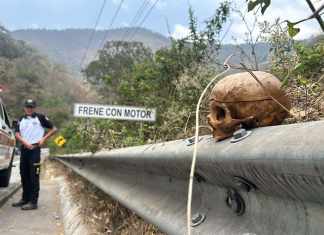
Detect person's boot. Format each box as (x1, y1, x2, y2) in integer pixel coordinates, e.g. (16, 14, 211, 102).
(21, 202, 38, 210)
(12, 200, 28, 207)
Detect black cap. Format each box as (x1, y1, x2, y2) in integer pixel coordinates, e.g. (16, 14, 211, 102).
(24, 99, 36, 108)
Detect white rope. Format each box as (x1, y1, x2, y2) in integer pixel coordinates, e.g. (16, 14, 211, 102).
(186, 61, 231, 235)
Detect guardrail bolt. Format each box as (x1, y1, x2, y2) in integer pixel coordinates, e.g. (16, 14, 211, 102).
(185, 136, 203, 146)
(191, 213, 206, 227)
(78, 159, 85, 169)
(230, 128, 252, 143)
(226, 189, 245, 216)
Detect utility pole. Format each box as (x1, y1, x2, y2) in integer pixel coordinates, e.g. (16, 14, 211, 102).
(305, 0, 324, 32)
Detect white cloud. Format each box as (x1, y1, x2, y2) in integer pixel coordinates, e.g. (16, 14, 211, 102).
(265, 0, 323, 40)
(121, 22, 129, 27)
(30, 23, 40, 29)
(172, 24, 190, 39)
(294, 20, 322, 40)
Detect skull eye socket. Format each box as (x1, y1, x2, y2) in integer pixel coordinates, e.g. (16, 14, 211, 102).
(214, 105, 226, 121)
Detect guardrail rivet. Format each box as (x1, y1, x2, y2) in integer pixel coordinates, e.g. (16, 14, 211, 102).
(185, 136, 203, 146)
(230, 128, 252, 143)
(78, 159, 85, 169)
(226, 189, 245, 216)
(191, 213, 206, 227)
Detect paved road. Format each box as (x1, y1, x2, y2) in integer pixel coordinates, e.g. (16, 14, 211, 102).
(0, 182, 63, 235)
(0, 150, 64, 235)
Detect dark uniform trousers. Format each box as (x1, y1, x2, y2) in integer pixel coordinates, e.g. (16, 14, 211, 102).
(20, 146, 41, 204)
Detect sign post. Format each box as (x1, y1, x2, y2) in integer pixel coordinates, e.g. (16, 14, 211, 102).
(73, 103, 156, 122)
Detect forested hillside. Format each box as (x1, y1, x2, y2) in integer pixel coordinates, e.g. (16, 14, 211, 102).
(49, 2, 324, 154)
(0, 27, 97, 126)
(12, 28, 271, 76)
(12, 28, 171, 75)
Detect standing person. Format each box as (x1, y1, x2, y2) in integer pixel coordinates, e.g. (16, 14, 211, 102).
(12, 99, 57, 210)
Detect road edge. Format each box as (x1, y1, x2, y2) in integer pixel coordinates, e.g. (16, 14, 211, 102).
(58, 177, 91, 235)
(0, 183, 21, 208)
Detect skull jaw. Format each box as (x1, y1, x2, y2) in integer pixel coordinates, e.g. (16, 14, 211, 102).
(208, 115, 255, 141)
(212, 126, 238, 141)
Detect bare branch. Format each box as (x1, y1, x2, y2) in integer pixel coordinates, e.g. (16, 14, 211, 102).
(292, 3, 324, 29)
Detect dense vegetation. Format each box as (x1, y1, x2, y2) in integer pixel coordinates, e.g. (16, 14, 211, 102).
(1, 1, 321, 153)
(12, 28, 171, 75)
(53, 1, 323, 154)
(52, 1, 234, 153)
(0, 28, 96, 127)
(12, 28, 271, 78)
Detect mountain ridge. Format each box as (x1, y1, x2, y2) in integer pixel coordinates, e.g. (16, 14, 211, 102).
(12, 28, 171, 75)
(11, 27, 271, 76)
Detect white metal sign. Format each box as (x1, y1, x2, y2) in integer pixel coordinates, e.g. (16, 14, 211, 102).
(73, 103, 156, 122)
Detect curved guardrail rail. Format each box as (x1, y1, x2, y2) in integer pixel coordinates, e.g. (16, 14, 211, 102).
(55, 120, 324, 235)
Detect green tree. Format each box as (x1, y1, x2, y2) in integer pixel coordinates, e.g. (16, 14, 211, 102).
(57, 1, 231, 153)
(186, 1, 230, 63)
(84, 41, 153, 102)
(0, 26, 95, 127)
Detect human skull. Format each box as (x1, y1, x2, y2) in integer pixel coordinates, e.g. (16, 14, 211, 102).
(207, 71, 290, 141)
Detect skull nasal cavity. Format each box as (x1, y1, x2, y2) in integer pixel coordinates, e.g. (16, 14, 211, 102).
(215, 106, 226, 121)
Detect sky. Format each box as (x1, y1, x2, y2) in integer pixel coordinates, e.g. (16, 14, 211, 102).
(0, 0, 323, 42)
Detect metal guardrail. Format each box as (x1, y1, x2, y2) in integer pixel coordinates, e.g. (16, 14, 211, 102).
(55, 120, 324, 235)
